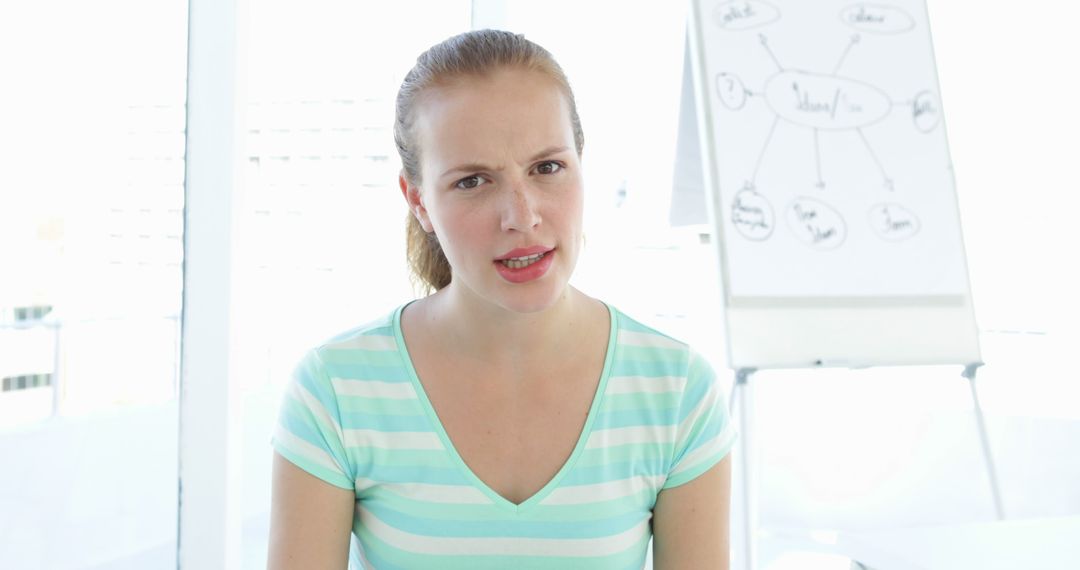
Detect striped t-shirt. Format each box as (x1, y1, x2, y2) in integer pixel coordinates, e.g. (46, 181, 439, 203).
(272, 302, 736, 569)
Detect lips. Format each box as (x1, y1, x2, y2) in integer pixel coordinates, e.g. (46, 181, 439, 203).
(493, 247, 556, 283)
(495, 245, 554, 261)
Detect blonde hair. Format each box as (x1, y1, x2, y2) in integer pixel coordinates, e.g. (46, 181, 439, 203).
(394, 29, 585, 293)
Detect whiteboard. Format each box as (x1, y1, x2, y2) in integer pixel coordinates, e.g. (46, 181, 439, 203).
(686, 0, 981, 368)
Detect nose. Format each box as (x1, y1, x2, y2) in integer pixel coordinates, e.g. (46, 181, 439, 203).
(500, 182, 541, 232)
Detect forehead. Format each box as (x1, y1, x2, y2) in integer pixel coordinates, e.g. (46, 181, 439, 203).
(414, 67, 574, 171)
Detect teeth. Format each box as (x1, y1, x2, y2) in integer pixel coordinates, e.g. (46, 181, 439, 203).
(501, 252, 546, 269)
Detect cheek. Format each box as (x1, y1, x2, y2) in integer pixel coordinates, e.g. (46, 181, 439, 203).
(431, 204, 488, 258)
(559, 181, 586, 229)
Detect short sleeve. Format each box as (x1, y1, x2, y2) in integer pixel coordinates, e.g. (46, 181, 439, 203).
(271, 348, 355, 490)
(662, 349, 737, 489)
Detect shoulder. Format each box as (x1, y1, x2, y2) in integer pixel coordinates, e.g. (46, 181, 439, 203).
(608, 305, 698, 373)
(298, 306, 406, 379)
(606, 305, 722, 408)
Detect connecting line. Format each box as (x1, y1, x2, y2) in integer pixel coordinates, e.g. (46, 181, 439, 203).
(813, 128, 824, 188)
(832, 34, 861, 75)
(855, 127, 893, 191)
(758, 34, 784, 72)
(751, 116, 782, 187)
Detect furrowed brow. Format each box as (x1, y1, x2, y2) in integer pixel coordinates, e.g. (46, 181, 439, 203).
(439, 146, 571, 179)
(528, 146, 570, 162)
(440, 162, 492, 179)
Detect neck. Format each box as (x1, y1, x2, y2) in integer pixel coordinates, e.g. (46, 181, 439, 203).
(419, 283, 600, 365)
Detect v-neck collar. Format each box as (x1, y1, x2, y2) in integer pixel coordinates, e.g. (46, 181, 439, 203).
(392, 300, 618, 514)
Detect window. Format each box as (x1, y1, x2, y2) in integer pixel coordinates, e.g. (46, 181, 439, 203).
(0, 0, 188, 567)
(236, 2, 471, 566)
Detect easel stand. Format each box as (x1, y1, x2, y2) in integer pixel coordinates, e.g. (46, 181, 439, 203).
(729, 368, 757, 570)
(964, 362, 1005, 520)
(727, 363, 1004, 570)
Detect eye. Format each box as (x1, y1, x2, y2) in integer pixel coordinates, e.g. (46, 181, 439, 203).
(534, 161, 562, 175)
(455, 175, 486, 190)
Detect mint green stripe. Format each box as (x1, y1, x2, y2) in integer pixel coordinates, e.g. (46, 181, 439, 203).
(609, 358, 683, 377)
(321, 348, 403, 367)
(576, 443, 669, 466)
(525, 503, 645, 523)
(337, 396, 424, 415)
(279, 397, 346, 458)
(367, 501, 644, 539)
(616, 313, 670, 335)
(321, 320, 393, 345)
(617, 343, 686, 361)
(600, 391, 681, 412)
(322, 363, 413, 382)
(363, 482, 653, 525)
(364, 489, 504, 522)
(363, 448, 456, 469)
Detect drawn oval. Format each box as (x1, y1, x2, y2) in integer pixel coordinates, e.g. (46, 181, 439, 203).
(785, 197, 846, 250)
(763, 70, 892, 131)
(911, 90, 941, 133)
(713, 1, 781, 31)
(868, 203, 921, 241)
(730, 189, 775, 241)
(716, 73, 748, 110)
(839, 3, 915, 34)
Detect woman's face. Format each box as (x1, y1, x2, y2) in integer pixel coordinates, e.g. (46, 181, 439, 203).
(403, 67, 584, 314)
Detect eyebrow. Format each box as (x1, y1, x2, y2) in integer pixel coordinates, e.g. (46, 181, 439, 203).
(439, 145, 571, 179)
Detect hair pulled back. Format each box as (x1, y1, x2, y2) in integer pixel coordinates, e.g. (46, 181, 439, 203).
(394, 29, 585, 293)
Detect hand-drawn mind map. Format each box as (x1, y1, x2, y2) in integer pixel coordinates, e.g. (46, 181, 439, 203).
(710, 1, 940, 251)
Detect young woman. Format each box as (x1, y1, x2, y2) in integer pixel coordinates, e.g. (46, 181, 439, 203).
(268, 30, 735, 569)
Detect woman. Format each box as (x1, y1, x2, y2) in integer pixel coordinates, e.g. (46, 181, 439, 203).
(268, 29, 735, 569)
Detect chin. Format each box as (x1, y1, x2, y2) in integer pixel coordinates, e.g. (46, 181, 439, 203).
(449, 258, 578, 315)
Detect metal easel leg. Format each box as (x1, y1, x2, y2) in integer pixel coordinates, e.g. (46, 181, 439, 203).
(963, 363, 1005, 521)
(732, 368, 757, 570)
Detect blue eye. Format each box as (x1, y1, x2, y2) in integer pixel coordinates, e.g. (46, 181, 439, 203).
(535, 161, 562, 175)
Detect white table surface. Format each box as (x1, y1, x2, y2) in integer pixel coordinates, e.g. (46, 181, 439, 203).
(759, 516, 1080, 570)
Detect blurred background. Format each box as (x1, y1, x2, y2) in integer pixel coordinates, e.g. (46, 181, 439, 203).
(0, 0, 1077, 568)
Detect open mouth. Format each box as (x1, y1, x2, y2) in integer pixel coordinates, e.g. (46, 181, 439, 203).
(493, 248, 556, 283)
(500, 251, 547, 269)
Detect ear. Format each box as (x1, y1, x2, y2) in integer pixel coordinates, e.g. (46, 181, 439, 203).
(399, 171, 434, 233)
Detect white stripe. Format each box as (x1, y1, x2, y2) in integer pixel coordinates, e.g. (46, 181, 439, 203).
(543, 475, 665, 505)
(356, 479, 491, 504)
(670, 423, 738, 478)
(618, 330, 684, 350)
(606, 375, 687, 395)
(332, 378, 417, 399)
(273, 424, 347, 476)
(291, 381, 344, 436)
(326, 333, 397, 351)
(344, 429, 444, 450)
(586, 424, 673, 449)
(358, 505, 650, 557)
